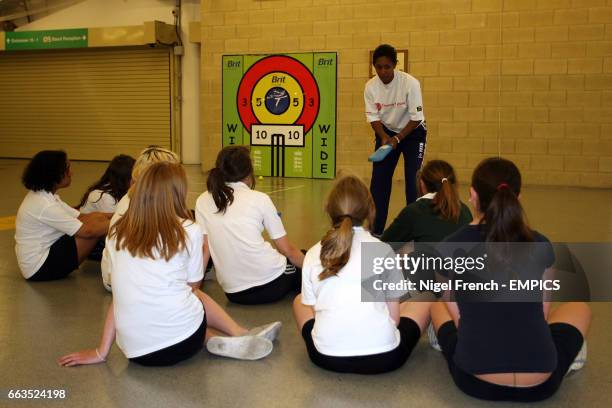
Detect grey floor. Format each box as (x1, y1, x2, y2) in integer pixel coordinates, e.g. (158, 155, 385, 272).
(0, 158, 611, 407)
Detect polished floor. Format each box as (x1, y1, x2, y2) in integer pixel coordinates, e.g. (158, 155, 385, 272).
(0, 158, 611, 407)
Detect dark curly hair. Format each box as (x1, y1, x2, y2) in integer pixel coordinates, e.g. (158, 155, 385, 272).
(372, 44, 397, 65)
(22, 150, 69, 192)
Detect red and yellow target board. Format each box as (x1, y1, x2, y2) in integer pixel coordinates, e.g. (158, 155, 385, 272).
(223, 53, 336, 179)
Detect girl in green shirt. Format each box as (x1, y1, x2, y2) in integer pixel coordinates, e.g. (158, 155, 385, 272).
(381, 160, 472, 244)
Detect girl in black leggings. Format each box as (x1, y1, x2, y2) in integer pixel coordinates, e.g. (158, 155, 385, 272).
(431, 157, 591, 402)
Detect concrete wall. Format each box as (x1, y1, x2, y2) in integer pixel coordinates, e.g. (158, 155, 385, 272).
(200, 0, 612, 187)
(18, 0, 201, 164)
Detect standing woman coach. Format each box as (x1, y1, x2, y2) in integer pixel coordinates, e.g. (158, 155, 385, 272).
(365, 44, 427, 235)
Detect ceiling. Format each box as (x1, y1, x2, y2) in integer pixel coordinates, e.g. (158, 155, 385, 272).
(0, 0, 84, 24)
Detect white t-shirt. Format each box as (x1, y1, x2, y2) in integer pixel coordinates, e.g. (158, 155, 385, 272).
(101, 194, 130, 290)
(195, 182, 287, 293)
(108, 220, 205, 358)
(301, 227, 401, 357)
(110, 194, 129, 226)
(14, 190, 83, 279)
(79, 189, 118, 214)
(364, 70, 425, 133)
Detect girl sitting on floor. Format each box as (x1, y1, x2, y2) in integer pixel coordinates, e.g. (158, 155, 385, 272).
(78, 154, 135, 215)
(195, 146, 304, 305)
(110, 146, 179, 226)
(59, 162, 280, 367)
(15, 150, 110, 281)
(381, 159, 472, 243)
(430, 157, 591, 402)
(380, 159, 473, 349)
(293, 175, 431, 374)
(102, 146, 179, 290)
(78, 154, 135, 261)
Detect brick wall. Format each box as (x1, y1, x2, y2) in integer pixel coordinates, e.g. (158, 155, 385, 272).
(201, 0, 612, 187)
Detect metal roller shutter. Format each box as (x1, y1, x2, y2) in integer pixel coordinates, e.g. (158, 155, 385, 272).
(0, 47, 172, 161)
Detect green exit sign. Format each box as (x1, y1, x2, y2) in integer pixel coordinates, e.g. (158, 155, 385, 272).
(6, 29, 88, 50)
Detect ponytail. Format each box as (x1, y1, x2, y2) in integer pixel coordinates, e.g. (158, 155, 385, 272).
(319, 217, 354, 280)
(433, 177, 460, 222)
(207, 167, 235, 214)
(207, 146, 255, 214)
(318, 175, 375, 280)
(484, 185, 533, 242)
(420, 160, 461, 222)
(472, 158, 533, 243)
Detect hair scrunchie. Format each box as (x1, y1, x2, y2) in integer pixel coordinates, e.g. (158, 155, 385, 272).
(496, 182, 509, 191)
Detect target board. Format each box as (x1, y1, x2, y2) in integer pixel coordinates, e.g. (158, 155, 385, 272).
(222, 53, 336, 179)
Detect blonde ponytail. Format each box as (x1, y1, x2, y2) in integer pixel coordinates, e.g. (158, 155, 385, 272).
(318, 175, 376, 280)
(319, 217, 354, 280)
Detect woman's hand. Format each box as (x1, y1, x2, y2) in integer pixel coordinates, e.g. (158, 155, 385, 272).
(57, 349, 106, 367)
(58, 303, 116, 367)
(384, 135, 400, 150)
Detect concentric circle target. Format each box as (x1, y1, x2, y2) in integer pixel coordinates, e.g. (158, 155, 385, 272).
(251, 72, 303, 124)
(237, 55, 320, 134)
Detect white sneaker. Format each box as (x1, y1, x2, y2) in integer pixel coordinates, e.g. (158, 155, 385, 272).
(427, 323, 442, 352)
(567, 341, 587, 374)
(206, 335, 273, 360)
(246, 321, 282, 342)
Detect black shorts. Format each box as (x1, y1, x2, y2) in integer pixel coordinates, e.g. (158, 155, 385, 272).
(87, 239, 105, 262)
(225, 261, 301, 305)
(27, 234, 79, 282)
(301, 317, 421, 375)
(129, 317, 207, 367)
(437, 321, 584, 402)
